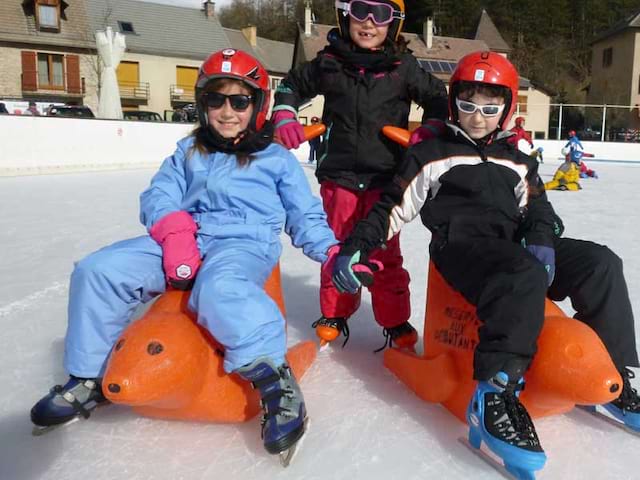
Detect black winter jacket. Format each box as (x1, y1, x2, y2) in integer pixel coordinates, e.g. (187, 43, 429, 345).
(343, 124, 562, 255)
(274, 29, 448, 191)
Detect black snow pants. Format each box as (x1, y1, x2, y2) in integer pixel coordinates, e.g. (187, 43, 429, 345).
(430, 236, 639, 381)
(549, 237, 639, 370)
(430, 237, 549, 381)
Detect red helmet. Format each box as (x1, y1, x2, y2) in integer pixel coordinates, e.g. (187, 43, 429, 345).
(568, 130, 576, 137)
(449, 51, 519, 130)
(195, 49, 270, 131)
(514, 116, 525, 127)
(335, 0, 406, 42)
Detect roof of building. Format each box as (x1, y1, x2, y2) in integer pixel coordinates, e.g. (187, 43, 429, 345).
(0, 0, 94, 49)
(294, 23, 550, 97)
(295, 24, 333, 63)
(297, 23, 488, 62)
(85, 0, 230, 60)
(404, 33, 489, 62)
(592, 9, 640, 44)
(224, 29, 294, 75)
(474, 9, 511, 53)
(295, 23, 488, 81)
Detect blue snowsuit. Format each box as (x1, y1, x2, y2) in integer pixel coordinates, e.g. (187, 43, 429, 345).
(64, 137, 337, 376)
(565, 136, 583, 153)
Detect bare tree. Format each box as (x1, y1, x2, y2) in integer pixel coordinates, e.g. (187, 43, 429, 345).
(77, 0, 115, 101)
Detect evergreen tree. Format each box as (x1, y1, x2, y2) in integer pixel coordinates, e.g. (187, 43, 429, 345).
(404, 0, 433, 33)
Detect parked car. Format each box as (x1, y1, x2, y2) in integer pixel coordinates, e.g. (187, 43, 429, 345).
(47, 105, 95, 118)
(123, 110, 163, 122)
(170, 103, 198, 122)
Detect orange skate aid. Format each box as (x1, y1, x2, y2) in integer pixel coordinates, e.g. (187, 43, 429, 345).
(103, 264, 317, 422)
(384, 262, 622, 422)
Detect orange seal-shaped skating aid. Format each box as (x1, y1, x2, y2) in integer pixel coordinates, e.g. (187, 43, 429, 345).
(384, 262, 622, 423)
(102, 264, 317, 422)
(381, 125, 622, 422)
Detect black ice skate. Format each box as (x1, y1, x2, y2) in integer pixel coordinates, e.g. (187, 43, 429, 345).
(237, 357, 308, 467)
(375, 321, 418, 352)
(31, 376, 108, 435)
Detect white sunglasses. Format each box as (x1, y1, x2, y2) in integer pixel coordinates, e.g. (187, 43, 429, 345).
(455, 98, 505, 117)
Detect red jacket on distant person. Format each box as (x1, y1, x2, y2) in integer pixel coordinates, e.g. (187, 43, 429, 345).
(508, 125, 533, 148)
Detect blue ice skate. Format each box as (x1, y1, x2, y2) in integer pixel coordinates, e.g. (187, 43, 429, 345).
(601, 368, 640, 432)
(237, 357, 307, 466)
(31, 376, 108, 435)
(466, 372, 546, 480)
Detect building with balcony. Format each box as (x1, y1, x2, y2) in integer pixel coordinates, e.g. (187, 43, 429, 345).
(587, 9, 640, 130)
(85, 0, 294, 118)
(0, 0, 98, 112)
(85, 0, 228, 118)
(0, 0, 295, 120)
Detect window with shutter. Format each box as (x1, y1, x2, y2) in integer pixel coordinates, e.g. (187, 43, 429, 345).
(37, 53, 65, 89)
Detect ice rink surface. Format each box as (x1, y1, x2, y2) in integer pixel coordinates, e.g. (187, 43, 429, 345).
(1, 151, 640, 480)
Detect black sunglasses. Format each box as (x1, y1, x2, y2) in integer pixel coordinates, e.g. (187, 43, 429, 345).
(204, 92, 253, 111)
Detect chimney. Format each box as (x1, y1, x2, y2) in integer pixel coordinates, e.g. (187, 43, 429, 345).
(203, 0, 215, 18)
(242, 25, 257, 47)
(304, 0, 312, 37)
(424, 17, 433, 49)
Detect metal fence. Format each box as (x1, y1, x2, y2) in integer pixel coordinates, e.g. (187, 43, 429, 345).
(544, 103, 640, 143)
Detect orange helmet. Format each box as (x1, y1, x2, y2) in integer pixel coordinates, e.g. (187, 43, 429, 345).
(449, 51, 520, 130)
(335, 0, 405, 42)
(196, 49, 270, 131)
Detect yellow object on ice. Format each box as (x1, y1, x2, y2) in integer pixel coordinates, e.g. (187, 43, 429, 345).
(545, 161, 582, 191)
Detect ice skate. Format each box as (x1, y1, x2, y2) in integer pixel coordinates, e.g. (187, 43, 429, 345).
(375, 321, 418, 352)
(237, 357, 307, 466)
(465, 372, 546, 479)
(312, 316, 349, 349)
(581, 367, 640, 436)
(31, 376, 108, 435)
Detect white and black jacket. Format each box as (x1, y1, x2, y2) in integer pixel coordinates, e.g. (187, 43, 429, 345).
(343, 125, 563, 256)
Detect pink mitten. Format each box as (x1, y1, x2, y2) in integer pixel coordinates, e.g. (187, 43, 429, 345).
(150, 211, 201, 290)
(272, 110, 305, 150)
(408, 119, 446, 146)
(320, 244, 341, 279)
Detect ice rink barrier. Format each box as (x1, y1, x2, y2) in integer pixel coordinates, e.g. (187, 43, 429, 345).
(1, 115, 639, 176)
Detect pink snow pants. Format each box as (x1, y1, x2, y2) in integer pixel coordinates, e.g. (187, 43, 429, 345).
(319, 181, 411, 328)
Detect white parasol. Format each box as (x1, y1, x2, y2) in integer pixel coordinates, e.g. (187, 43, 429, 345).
(95, 26, 126, 119)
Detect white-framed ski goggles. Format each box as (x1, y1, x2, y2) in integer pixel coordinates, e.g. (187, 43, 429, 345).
(335, 0, 405, 26)
(455, 98, 506, 117)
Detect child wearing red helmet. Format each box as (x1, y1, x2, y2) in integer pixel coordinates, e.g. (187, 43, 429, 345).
(273, 0, 448, 350)
(30, 49, 339, 460)
(507, 115, 534, 150)
(333, 51, 640, 477)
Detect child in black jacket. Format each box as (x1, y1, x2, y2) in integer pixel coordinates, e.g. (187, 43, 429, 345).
(273, 0, 448, 350)
(332, 51, 640, 477)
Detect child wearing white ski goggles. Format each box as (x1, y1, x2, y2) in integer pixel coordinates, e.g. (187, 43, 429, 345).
(455, 97, 506, 117)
